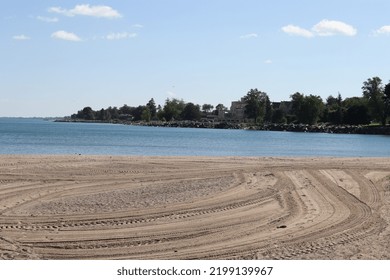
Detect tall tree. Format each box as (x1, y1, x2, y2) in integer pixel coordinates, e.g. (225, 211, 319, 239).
(343, 97, 370, 125)
(290, 93, 324, 124)
(141, 107, 151, 122)
(162, 98, 185, 121)
(82, 107, 95, 120)
(264, 95, 273, 123)
(202, 104, 214, 113)
(215, 104, 227, 111)
(131, 105, 146, 121)
(181, 103, 201, 121)
(243, 88, 268, 123)
(119, 104, 132, 115)
(107, 106, 119, 120)
(384, 82, 390, 125)
(290, 92, 304, 123)
(271, 108, 286, 123)
(146, 98, 157, 119)
(324, 93, 343, 124)
(97, 108, 111, 121)
(300, 95, 324, 125)
(290, 92, 304, 117)
(362, 77, 385, 124)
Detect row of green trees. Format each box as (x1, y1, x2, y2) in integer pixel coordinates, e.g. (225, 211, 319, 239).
(238, 76, 390, 125)
(72, 98, 207, 122)
(71, 76, 390, 126)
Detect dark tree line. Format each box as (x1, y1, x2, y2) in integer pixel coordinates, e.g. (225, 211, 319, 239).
(72, 98, 158, 122)
(72, 98, 204, 122)
(243, 76, 390, 125)
(71, 77, 390, 126)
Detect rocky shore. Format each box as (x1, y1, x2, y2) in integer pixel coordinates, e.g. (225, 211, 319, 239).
(56, 119, 390, 135)
(141, 121, 390, 135)
(255, 123, 390, 135)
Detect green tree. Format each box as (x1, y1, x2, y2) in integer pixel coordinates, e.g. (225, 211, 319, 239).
(243, 88, 268, 123)
(362, 77, 385, 124)
(384, 82, 390, 125)
(290, 93, 324, 125)
(264, 95, 273, 123)
(181, 102, 201, 120)
(156, 105, 165, 121)
(119, 104, 132, 115)
(343, 97, 370, 125)
(324, 93, 343, 124)
(107, 106, 119, 120)
(271, 109, 286, 123)
(146, 98, 157, 119)
(131, 105, 146, 121)
(162, 98, 186, 121)
(290, 92, 304, 121)
(82, 107, 95, 120)
(215, 104, 227, 111)
(97, 108, 111, 121)
(301, 95, 324, 125)
(202, 104, 214, 114)
(141, 107, 151, 122)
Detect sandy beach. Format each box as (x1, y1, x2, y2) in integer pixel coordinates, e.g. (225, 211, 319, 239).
(0, 155, 389, 260)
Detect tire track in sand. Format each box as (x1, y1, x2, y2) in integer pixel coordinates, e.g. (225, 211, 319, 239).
(0, 156, 388, 259)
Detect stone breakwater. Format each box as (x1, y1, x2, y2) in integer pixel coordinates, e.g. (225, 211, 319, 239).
(141, 121, 390, 135)
(257, 123, 390, 135)
(56, 119, 390, 135)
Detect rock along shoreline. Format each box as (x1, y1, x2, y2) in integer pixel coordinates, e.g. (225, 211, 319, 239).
(55, 119, 390, 135)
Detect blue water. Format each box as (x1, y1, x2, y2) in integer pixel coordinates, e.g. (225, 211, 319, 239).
(0, 118, 389, 157)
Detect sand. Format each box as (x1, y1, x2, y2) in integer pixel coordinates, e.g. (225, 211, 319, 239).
(0, 155, 389, 260)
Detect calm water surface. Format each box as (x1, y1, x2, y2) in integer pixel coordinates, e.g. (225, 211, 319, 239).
(0, 118, 389, 157)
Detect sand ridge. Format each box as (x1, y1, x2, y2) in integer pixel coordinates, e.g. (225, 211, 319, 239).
(0, 155, 389, 259)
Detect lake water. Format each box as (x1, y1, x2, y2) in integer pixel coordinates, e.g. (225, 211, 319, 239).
(0, 118, 389, 157)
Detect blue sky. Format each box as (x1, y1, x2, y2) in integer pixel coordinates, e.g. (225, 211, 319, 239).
(1, 0, 390, 117)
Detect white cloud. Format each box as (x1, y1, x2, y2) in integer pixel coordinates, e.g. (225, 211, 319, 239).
(132, 24, 144, 28)
(13, 34, 30, 40)
(37, 16, 59, 23)
(240, 33, 258, 39)
(282, 25, 314, 38)
(51, 30, 82, 42)
(312, 19, 357, 36)
(106, 32, 137, 40)
(49, 4, 121, 19)
(282, 20, 357, 38)
(374, 25, 390, 35)
(264, 59, 273, 64)
(48, 7, 69, 16)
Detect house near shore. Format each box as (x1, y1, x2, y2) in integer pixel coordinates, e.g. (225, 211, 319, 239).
(203, 105, 228, 121)
(204, 100, 246, 122)
(227, 99, 293, 122)
(203, 98, 293, 123)
(230, 98, 247, 121)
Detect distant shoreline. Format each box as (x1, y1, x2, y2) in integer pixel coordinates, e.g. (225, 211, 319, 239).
(55, 118, 390, 135)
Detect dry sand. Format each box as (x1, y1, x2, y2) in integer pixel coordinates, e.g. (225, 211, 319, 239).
(0, 155, 389, 260)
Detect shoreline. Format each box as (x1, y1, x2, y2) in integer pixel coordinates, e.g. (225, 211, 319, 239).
(55, 118, 390, 135)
